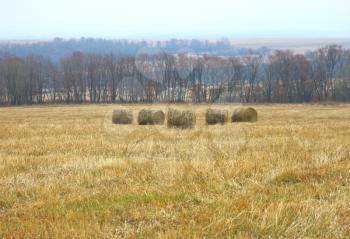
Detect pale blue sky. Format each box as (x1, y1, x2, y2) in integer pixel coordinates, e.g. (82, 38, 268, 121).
(1, 0, 349, 39)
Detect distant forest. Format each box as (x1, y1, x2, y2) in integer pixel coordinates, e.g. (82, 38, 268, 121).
(0, 38, 270, 62)
(0, 39, 349, 105)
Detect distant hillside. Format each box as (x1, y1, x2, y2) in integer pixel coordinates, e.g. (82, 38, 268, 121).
(230, 38, 350, 53)
(0, 38, 271, 62)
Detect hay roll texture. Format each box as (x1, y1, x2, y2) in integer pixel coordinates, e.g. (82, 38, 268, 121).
(167, 108, 196, 129)
(232, 107, 258, 122)
(112, 109, 133, 124)
(205, 108, 228, 125)
(138, 109, 165, 125)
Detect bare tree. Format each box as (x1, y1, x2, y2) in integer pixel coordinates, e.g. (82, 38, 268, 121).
(0, 45, 349, 106)
(242, 53, 262, 102)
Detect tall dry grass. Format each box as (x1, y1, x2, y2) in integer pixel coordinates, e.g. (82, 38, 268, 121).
(0, 104, 349, 238)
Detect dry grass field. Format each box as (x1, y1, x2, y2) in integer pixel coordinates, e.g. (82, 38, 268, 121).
(0, 104, 349, 238)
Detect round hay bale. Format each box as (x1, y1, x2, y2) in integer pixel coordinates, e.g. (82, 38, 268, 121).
(232, 107, 258, 122)
(167, 108, 196, 129)
(112, 109, 133, 124)
(138, 109, 165, 125)
(205, 108, 228, 125)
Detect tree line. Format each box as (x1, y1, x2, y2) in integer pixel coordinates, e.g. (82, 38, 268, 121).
(0, 38, 265, 63)
(0, 44, 349, 105)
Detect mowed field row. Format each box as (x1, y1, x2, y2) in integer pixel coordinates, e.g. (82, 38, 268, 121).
(0, 104, 350, 238)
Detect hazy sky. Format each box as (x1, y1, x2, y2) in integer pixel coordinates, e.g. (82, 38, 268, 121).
(1, 0, 349, 39)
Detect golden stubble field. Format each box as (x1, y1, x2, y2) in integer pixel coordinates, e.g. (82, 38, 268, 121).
(0, 103, 349, 238)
